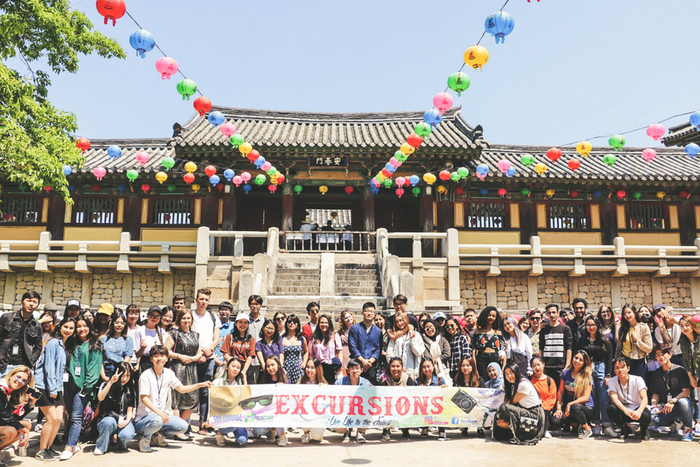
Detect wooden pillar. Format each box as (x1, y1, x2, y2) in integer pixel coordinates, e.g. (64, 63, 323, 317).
(420, 192, 434, 257)
(437, 200, 453, 232)
(363, 186, 375, 232)
(519, 201, 536, 245)
(47, 196, 66, 240)
(204, 194, 218, 229)
(282, 184, 293, 232)
(124, 196, 143, 240)
(599, 203, 618, 246)
(221, 188, 237, 255)
(677, 204, 695, 247)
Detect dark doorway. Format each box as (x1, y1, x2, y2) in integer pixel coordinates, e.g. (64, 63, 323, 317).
(374, 194, 420, 257)
(236, 192, 282, 254)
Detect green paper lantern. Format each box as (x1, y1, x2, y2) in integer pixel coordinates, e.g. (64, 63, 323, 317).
(633, 191, 642, 200)
(414, 122, 432, 139)
(457, 167, 469, 178)
(447, 71, 471, 96)
(229, 134, 245, 148)
(254, 174, 266, 186)
(520, 154, 535, 166)
(294, 184, 303, 194)
(412, 187, 421, 197)
(162, 157, 175, 171)
(167, 185, 176, 193)
(382, 179, 393, 188)
(395, 153, 408, 163)
(521, 188, 531, 196)
(603, 154, 617, 166)
(267, 167, 277, 176)
(450, 172, 460, 182)
(608, 134, 626, 150)
(176, 79, 197, 101)
(126, 169, 138, 182)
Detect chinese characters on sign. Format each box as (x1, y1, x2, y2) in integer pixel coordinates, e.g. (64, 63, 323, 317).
(308, 156, 348, 167)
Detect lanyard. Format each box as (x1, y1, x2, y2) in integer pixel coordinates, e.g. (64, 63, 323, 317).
(155, 372, 164, 407)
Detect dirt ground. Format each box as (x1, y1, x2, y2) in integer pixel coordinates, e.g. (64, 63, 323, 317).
(7, 427, 698, 467)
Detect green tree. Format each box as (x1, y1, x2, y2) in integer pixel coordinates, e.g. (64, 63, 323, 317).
(0, 0, 125, 200)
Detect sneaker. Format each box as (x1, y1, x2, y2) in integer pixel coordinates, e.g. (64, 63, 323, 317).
(225, 432, 235, 439)
(139, 437, 152, 453)
(592, 425, 602, 436)
(199, 426, 214, 435)
(578, 427, 592, 439)
(215, 433, 226, 447)
(93, 448, 104, 456)
(174, 433, 191, 441)
(381, 430, 390, 442)
(342, 431, 350, 443)
(461, 428, 469, 437)
(34, 423, 43, 432)
(355, 433, 366, 444)
(420, 428, 429, 437)
(59, 450, 73, 461)
(620, 424, 632, 440)
(35, 449, 56, 461)
(48, 448, 61, 458)
(477, 427, 485, 438)
(694, 422, 700, 438)
(641, 430, 650, 441)
(437, 431, 446, 441)
(604, 427, 619, 438)
(277, 434, 288, 447)
(681, 428, 693, 442)
(401, 429, 410, 439)
(266, 431, 277, 444)
(544, 431, 552, 439)
(151, 433, 169, 447)
(301, 432, 311, 444)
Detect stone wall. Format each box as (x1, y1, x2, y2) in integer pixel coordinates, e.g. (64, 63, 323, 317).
(575, 274, 612, 306)
(537, 272, 570, 307)
(460, 270, 487, 308)
(661, 273, 692, 308)
(132, 269, 164, 305)
(174, 270, 196, 302)
(496, 272, 529, 310)
(14, 270, 44, 303)
(91, 269, 123, 304)
(52, 271, 84, 302)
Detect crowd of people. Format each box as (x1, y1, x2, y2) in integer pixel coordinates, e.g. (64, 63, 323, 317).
(0, 290, 699, 463)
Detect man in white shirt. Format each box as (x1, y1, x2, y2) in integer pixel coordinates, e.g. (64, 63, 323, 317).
(606, 356, 651, 440)
(246, 295, 265, 384)
(191, 288, 220, 434)
(133, 345, 212, 452)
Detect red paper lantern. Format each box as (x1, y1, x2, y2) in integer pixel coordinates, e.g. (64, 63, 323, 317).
(680, 190, 690, 199)
(95, 0, 126, 26)
(568, 158, 581, 171)
(141, 184, 151, 192)
(247, 150, 260, 162)
(268, 185, 277, 194)
(345, 186, 354, 195)
(276, 174, 285, 184)
(455, 187, 464, 195)
(43, 186, 52, 193)
(570, 190, 579, 198)
(546, 147, 562, 163)
(217, 184, 224, 192)
(395, 188, 405, 198)
(616, 190, 626, 199)
(205, 165, 217, 177)
(381, 169, 391, 178)
(92, 184, 101, 193)
(75, 137, 91, 153)
(406, 133, 423, 148)
(497, 188, 507, 197)
(193, 97, 212, 117)
(439, 170, 451, 181)
(183, 173, 195, 185)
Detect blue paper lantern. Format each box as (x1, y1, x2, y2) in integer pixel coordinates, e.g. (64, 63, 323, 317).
(254, 157, 266, 168)
(116, 184, 126, 193)
(209, 175, 221, 186)
(223, 169, 235, 181)
(476, 164, 490, 176)
(384, 163, 397, 173)
(408, 175, 420, 186)
(423, 108, 442, 129)
(505, 166, 516, 178)
(129, 29, 155, 58)
(593, 190, 603, 198)
(68, 185, 76, 193)
(243, 184, 252, 194)
(207, 111, 225, 126)
(370, 186, 380, 195)
(107, 145, 122, 159)
(62, 165, 72, 176)
(690, 111, 700, 129)
(685, 143, 700, 158)
(485, 11, 515, 44)
(480, 188, 489, 195)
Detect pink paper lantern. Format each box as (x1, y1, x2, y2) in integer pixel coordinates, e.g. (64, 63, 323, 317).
(642, 148, 656, 162)
(240, 172, 251, 183)
(389, 157, 401, 168)
(497, 159, 511, 173)
(93, 167, 106, 180)
(395, 177, 406, 187)
(220, 122, 237, 137)
(232, 175, 242, 187)
(261, 162, 272, 172)
(395, 187, 405, 198)
(646, 123, 666, 141)
(433, 92, 454, 115)
(135, 151, 150, 166)
(155, 57, 179, 80)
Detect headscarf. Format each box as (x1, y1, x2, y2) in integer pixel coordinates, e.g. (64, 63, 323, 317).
(484, 362, 503, 390)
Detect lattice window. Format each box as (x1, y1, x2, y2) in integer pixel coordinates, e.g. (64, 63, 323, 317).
(466, 202, 506, 229)
(152, 198, 192, 225)
(549, 204, 587, 230)
(0, 197, 39, 223)
(74, 198, 114, 224)
(628, 204, 665, 230)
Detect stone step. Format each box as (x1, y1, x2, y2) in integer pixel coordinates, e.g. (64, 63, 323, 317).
(335, 280, 381, 288)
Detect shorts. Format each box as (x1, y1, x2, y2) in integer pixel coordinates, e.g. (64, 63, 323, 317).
(37, 389, 64, 407)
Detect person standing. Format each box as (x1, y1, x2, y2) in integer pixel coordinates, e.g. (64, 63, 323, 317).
(462, 308, 477, 337)
(679, 315, 700, 437)
(652, 304, 683, 365)
(606, 356, 651, 440)
(246, 295, 265, 383)
(616, 304, 653, 379)
(568, 299, 587, 351)
(0, 290, 43, 376)
(471, 306, 506, 381)
(214, 301, 235, 369)
(538, 304, 573, 388)
(172, 294, 187, 320)
(301, 302, 320, 342)
(579, 316, 613, 436)
(191, 288, 220, 434)
(348, 303, 382, 385)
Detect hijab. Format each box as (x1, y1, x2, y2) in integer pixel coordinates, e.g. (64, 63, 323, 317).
(484, 362, 504, 390)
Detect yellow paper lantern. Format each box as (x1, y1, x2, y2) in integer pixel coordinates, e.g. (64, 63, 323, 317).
(423, 173, 437, 185)
(400, 143, 415, 156)
(377, 172, 387, 181)
(184, 161, 197, 173)
(239, 142, 253, 156)
(546, 189, 555, 197)
(319, 185, 328, 195)
(464, 45, 489, 71)
(656, 191, 666, 199)
(534, 162, 548, 175)
(155, 171, 167, 184)
(576, 140, 592, 158)
(191, 183, 201, 193)
(437, 185, 447, 194)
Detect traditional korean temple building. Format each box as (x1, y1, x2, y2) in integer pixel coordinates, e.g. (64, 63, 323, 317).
(1, 107, 699, 313)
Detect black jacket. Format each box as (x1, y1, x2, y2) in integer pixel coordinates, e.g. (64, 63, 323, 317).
(0, 385, 31, 430)
(0, 311, 43, 372)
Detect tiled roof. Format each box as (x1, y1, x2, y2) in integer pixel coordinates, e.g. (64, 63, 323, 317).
(478, 144, 700, 183)
(79, 139, 174, 174)
(173, 106, 487, 152)
(662, 123, 700, 147)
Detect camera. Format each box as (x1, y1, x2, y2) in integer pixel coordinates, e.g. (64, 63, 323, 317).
(451, 390, 478, 415)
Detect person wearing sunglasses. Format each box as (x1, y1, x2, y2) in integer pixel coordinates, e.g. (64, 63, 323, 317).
(302, 302, 321, 343)
(273, 312, 287, 336)
(525, 309, 542, 355)
(133, 306, 172, 374)
(257, 356, 289, 446)
(0, 366, 35, 455)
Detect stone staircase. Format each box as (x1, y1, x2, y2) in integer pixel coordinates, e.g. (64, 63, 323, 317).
(335, 263, 382, 296)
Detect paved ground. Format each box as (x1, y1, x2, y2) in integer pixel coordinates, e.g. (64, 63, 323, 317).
(6, 428, 698, 467)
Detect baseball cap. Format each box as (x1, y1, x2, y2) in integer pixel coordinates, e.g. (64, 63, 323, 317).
(65, 299, 81, 310)
(235, 313, 250, 322)
(433, 311, 447, 320)
(97, 303, 114, 316)
(147, 305, 162, 316)
(653, 303, 666, 311)
(219, 301, 234, 310)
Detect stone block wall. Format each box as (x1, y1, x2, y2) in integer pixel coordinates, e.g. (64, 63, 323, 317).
(92, 269, 124, 304)
(14, 271, 44, 303)
(52, 272, 83, 302)
(537, 273, 570, 307)
(661, 274, 692, 308)
(496, 272, 529, 310)
(132, 269, 164, 305)
(174, 270, 196, 301)
(576, 274, 612, 306)
(460, 270, 486, 308)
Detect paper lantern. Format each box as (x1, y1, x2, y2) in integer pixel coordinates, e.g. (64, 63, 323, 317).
(642, 148, 656, 163)
(608, 134, 625, 150)
(93, 167, 106, 181)
(450, 172, 460, 182)
(480, 188, 489, 196)
(535, 163, 547, 175)
(254, 175, 266, 186)
(155, 171, 167, 184)
(43, 186, 51, 193)
(239, 142, 253, 156)
(546, 147, 562, 163)
(423, 173, 436, 185)
(484, 11, 515, 44)
(231, 175, 242, 187)
(62, 165, 72, 176)
(407, 133, 423, 148)
(437, 185, 447, 194)
(685, 143, 700, 158)
(107, 145, 122, 159)
(135, 152, 150, 167)
(457, 167, 469, 179)
(593, 190, 603, 198)
(220, 122, 237, 137)
(408, 175, 420, 186)
(370, 185, 380, 195)
(546, 189, 555, 197)
(455, 187, 463, 195)
(395, 188, 405, 198)
(603, 154, 617, 166)
(497, 159, 511, 173)
(92, 184, 101, 193)
(400, 143, 415, 156)
(75, 137, 90, 153)
(576, 141, 592, 158)
(447, 71, 471, 96)
(176, 79, 197, 101)
(521, 188, 530, 196)
(276, 174, 285, 184)
(268, 185, 277, 194)
(162, 157, 175, 171)
(341, 186, 353, 195)
(243, 185, 252, 194)
(141, 184, 151, 193)
(193, 97, 212, 116)
(646, 124, 666, 141)
(680, 190, 690, 199)
(616, 190, 626, 199)
(423, 108, 442, 129)
(319, 185, 328, 195)
(520, 154, 535, 166)
(505, 167, 516, 178)
(191, 183, 200, 193)
(129, 29, 155, 58)
(656, 191, 666, 199)
(240, 172, 251, 183)
(476, 164, 490, 181)
(395, 177, 405, 187)
(126, 170, 138, 182)
(96, 0, 126, 26)
(464, 45, 489, 70)
(167, 185, 176, 193)
(184, 162, 197, 173)
(412, 187, 421, 197)
(690, 111, 700, 129)
(155, 57, 178, 80)
(568, 158, 581, 171)
(293, 184, 303, 194)
(204, 165, 217, 177)
(497, 188, 507, 197)
(414, 122, 432, 139)
(439, 170, 451, 181)
(633, 191, 642, 200)
(433, 92, 454, 114)
(183, 173, 195, 185)
(209, 175, 220, 186)
(223, 169, 235, 181)
(207, 111, 225, 127)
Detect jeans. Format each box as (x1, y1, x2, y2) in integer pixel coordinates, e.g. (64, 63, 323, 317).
(96, 417, 136, 452)
(629, 358, 647, 380)
(197, 358, 216, 424)
(652, 398, 694, 428)
(606, 404, 651, 433)
(591, 361, 611, 424)
(64, 383, 88, 448)
(562, 404, 594, 427)
(544, 408, 562, 432)
(134, 413, 189, 441)
(220, 427, 248, 445)
(544, 367, 563, 390)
